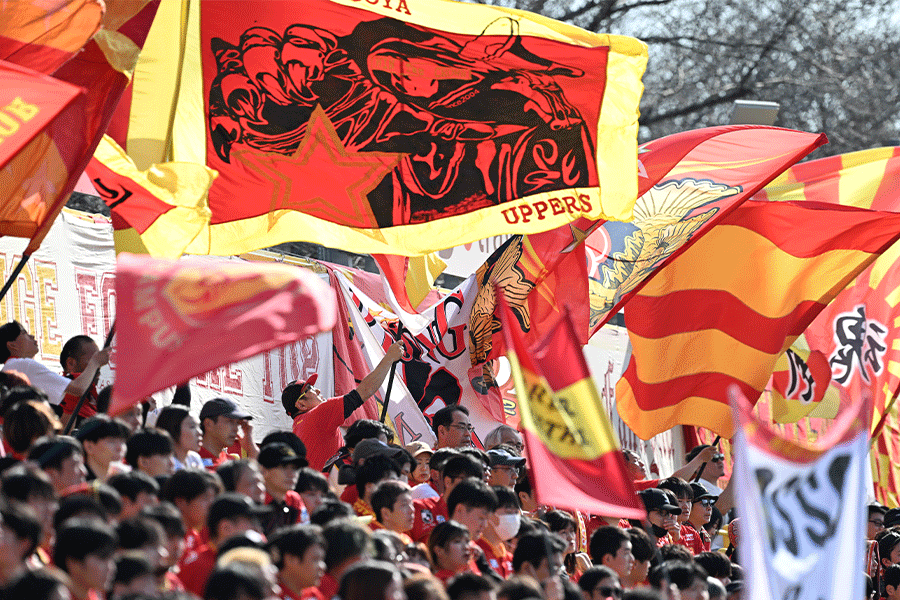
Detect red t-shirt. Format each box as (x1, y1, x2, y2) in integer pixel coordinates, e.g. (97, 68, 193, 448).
(60, 374, 97, 418)
(681, 522, 710, 554)
(292, 391, 361, 471)
(317, 572, 339, 600)
(475, 538, 513, 579)
(411, 496, 448, 544)
(178, 542, 216, 597)
(280, 576, 327, 600)
(199, 446, 236, 470)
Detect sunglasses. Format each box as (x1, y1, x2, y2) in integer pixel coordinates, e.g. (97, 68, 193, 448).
(711, 454, 725, 462)
(596, 586, 623, 599)
(698, 498, 716, 507)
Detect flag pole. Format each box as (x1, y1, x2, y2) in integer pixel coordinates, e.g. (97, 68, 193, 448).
(693, 435, 721, 482)
(0, 254, 31, 303)
(379, 325, 404, 423)
(63, 320, 116, 434)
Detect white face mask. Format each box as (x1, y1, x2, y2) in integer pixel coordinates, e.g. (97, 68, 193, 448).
(495, 513, 521, 541)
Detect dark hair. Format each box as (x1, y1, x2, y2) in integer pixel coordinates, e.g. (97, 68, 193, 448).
(1, 465, 55, 501)
(53, 492, 109, 530)
(0, 503, 41, 558)
(432, 404, 469, 437)
(460, 447, 490, 471)
(125, 428, 174, 468)
(116, 517, 163, 551)
(430, 448, 460, 471)
(267, 523, 324, 569)
(338, 560, 400, 600)
(879, 530, 900, 564)
(627, 528, 655, 563)
(496, 576, 543, 600)
(0, 321, 25, 363)
(141, 501, 187, 538)
(441, 454, 484, 482)
(544, 510, 577, 534)
(447, 478, 498, 518)
(75, 414, 130, 443)
(260, 431, 307, 459)
(1, 568, 71, 600)
(27, 435, 82, 471)
(60, 335, 95, 372)
(4, 399, 58, 454)
(658, 544, 692, 563)
(512, 531, 567, 572)
(657, 477, 693, 501)
(322, 518, 370, 571)
(107, 470, 160, 502)
(204, 563, 266, 600)
(685, 445, 712, 463)
(355, 454, 401, 499)
(154, 405, 193, 447)
(216, 459, 255, 493)
(447, 571, 497, 600)
(648, 561, 708, 591)
(704, 505, 723, 536)
(162, 468, 221, 503)
(404, 572, 450, 600)
(492, 485, 520, 511)
(622, 590, 665, 600)
(113, 552, 154, 586)
(371, 480, 411, 524)
(428, 520, 470, 567)
(309, 499, 355, 526)
(344, 419, 394, 448)
(694, 551, 732, 580)
(589, 526, 631, 564)
(514, 471, 532, 497)
(53, 518, 118, 572)
(578, 565, 619, 593)
(96, 385, 112, 414)
(885, 564, 900, 589)
(295, 467, 329, 494)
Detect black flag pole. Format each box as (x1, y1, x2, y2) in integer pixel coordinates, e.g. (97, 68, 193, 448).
(63, 320, 116, 434)
(693, 434, 722, 482)
(0, 254, 31, 303)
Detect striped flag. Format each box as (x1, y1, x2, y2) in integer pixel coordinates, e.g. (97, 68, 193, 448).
(765, 147, 900, 504)
(616, 200, 900, 440)
(499, 293, 644, 518)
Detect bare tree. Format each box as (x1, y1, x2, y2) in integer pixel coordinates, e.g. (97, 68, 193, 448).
(481, 0, 900, 156)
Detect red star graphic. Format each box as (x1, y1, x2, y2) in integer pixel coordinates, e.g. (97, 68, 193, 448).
(232, 106, 406, 228)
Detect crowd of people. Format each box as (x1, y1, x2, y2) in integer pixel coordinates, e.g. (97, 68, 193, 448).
(0, 321, 877, 600)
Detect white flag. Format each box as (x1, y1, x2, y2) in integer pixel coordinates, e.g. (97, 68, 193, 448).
(732, 385, 868, 600)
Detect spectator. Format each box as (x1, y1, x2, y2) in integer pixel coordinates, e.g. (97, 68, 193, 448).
(204, 563, 267, 600)
(162, 469, 222, 562)
(58, 335, 104, 430)
(404, 572, 451, 600)
(109, 553, 157, 600)
(448, 478, 498, 544)
(319, 519, 371, 599)
(411, 454, 484, 544)
(53, 518, 117, 600)
(684, 483, 716, 554)
(487, 449, 525, 490)
(636, 489, 681, 547)
(406, 440, 434, 487)
(511, 532, 567, 599)
(267, 523, 326, 600)
(75, 415, 130, 482)
(648, 561, 708, 600)
(107, 471, 160, 520)
(483, 425, 524, 455)
(544, 510, 591, 581)
(283, 341, 404, 471)
(371, 480, 416, 540)
(0, 568, 73, 600)
(218, 459, 266, 504)
(869, 503, 888, 540)
(199, 398, 250, 470)
(429, 520, 477, 583)
(2, 465, 57, 558)
(432, 405, 474, 450)
(2, 390, 60, 458)
(28, 436, 87, 494)
(685, 446, 727, 495)
(477, 486, 520, 580)
(623, 529, 654, 589)
(141, 501, 188, 592)
(338, 560, 404, 600)
(125, 427, 176, 478)
(295, 467, 330, 514)
(411, 448, 460, 501)
(155, 405, 205, 470)
(513, 473, 538, 516)
(694, 552, 731, 587)
(353, 452, 402, 520)
(885, 564, 900, 600)
(447, 571, 497, 600)
(656, 477, 693, 547)
(0, 503, 41, 584)
(258, 442, 309, 535)
(589, 527, 634, 583)
(578, 565, 622, 600)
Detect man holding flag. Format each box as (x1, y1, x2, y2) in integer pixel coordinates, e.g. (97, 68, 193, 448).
(282, 340, 405, 471)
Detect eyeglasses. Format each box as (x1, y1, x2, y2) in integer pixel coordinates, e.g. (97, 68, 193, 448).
(494, 465, 520, 476)
(596, 586, 623, 599)
(698, 499, 716, 507)
(451, 423, 476, 433)
(870, 519, 885, 527)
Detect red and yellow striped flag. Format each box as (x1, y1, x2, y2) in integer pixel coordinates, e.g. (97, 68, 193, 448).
(616, 199, 900, 440)
(499, 293, 644, 518)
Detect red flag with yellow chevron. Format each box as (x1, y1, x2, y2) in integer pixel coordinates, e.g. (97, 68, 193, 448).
(767, 147, 900, 504)
(768, 348, 833, 423)
(109, 0, 647, 257)
(617, 199, 900, 440)
(499, 291, 644, 518)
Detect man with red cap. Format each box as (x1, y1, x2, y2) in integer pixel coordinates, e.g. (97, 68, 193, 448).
(282, 341, 404, 471)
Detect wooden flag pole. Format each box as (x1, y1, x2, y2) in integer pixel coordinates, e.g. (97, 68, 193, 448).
(63, 320, 116, 435)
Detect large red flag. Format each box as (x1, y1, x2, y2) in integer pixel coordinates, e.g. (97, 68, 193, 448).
(499, 294, 644, 518)
(0, 61, 83, 236)
(616, 200, 900, 439)
(113, 254, 337, 415)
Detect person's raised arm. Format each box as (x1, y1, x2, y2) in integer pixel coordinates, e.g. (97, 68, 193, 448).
(670, 445, 716, 481)
(64, 347, 110, 398)
(355, 341, 405, 400)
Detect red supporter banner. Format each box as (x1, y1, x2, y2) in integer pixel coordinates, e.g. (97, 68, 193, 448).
(113, 254, 338, 415)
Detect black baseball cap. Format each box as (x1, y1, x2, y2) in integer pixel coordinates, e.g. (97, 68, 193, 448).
(258, 442, 307, 469)
(639, 488, 682, 515)
(487, 449, 526, 468)
(690, 482, 717, 502)
(199, 397, 251, 421)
